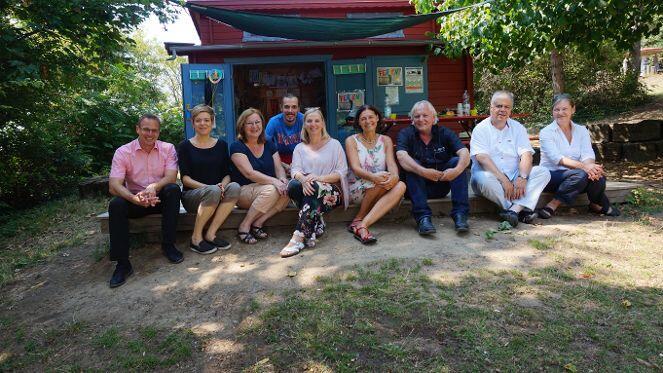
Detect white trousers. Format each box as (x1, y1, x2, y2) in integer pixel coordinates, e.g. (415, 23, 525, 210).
(471, 166, 551, 211)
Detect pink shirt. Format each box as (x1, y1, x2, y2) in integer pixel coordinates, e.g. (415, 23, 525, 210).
(109, 139, 178, 194)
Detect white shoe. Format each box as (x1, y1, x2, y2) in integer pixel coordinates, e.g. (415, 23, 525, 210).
(280, 239, 305, 258)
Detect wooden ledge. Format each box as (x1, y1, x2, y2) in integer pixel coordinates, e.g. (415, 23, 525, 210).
(96, 181, 641, 234)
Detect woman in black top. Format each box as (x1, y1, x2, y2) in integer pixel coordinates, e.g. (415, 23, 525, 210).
(178, 104, 240, 254)
(230, 108, 289, 244)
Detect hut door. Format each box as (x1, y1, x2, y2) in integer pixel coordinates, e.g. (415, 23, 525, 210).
(332, 59, 371, 144)
(181, 63, 233, 142)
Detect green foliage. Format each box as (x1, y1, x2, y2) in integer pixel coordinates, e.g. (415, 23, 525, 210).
(473, 46, 649, 127)
(497, 221, 513, 231)
(413, 0, 662, 70)
(625, 188, 663, 213)
(0, 2, 184, 208)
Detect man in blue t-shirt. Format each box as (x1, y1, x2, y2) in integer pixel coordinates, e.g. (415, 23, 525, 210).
(396, 100, 471, 235)
(265, 94, 304, 172)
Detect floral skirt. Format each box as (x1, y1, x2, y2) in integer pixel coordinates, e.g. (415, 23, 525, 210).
(287, 180, 342, 240)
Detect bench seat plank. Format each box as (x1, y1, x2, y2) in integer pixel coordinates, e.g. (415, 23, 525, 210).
(97, 181, 641, 234)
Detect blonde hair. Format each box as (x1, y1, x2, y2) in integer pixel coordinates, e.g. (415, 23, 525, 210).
(301, 108, 330, 144)
(236, 108, 266, 144)
(190, 104, 215, 123)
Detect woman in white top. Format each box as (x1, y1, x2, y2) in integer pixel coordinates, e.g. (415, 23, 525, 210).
(345, 105, 405, 244)
(538, 94, 619, 218)
(280, 108, 348, 258)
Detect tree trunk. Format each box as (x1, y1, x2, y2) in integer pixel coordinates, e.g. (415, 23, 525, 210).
(629, 40, 641, 77)
(550, 49, 565, 94)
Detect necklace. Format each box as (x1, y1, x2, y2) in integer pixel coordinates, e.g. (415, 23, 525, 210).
(359, 133, 377, 146)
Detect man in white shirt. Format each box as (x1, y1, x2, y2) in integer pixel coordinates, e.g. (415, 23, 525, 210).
(469, 91, 551, 227)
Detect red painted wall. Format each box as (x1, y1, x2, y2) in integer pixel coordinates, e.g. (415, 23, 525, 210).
(189, 1, 435, 45)
(183, 0, 473, 110)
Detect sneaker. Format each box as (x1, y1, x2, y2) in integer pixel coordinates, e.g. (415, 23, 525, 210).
(109, 260, 133, 288)
(162, 244, 184, 263)
(190, 240, 218, 255)
(205, 237, 232, 251)
(498, 210, 519, 227)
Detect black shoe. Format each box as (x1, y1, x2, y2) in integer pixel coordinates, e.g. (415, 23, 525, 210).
(417, 216, 436, 235)
(190, 240, 218, 255)
(452, 213, 469, 233)
(498, 210, 519, 227)
(518, 209, 538, 224)
(109, 260, 133, 288)
(205, 237, 232, 251)
(162, 244, 184, 263)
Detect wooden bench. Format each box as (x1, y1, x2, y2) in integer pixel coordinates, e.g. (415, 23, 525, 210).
(97, 181, 640, 234)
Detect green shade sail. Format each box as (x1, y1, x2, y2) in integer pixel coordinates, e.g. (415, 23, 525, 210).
(185, 2, 486, 42)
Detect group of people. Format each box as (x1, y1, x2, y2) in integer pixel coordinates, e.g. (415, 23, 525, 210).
(106, 91, 619, 288)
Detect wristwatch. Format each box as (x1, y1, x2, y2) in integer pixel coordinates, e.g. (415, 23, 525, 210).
(517, 174, 529, 180)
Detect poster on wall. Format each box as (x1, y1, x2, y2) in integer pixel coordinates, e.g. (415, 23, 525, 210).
(337, 90, 365, 112)
(385, 86, 400, 105)
(405, 67, 424, 93)
(377, 67, 403, 86)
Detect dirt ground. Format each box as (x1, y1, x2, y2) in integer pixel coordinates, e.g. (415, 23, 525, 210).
(1, 204, 662, 370)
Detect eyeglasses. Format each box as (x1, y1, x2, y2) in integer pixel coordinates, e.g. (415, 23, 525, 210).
(245, 121, 262, 126)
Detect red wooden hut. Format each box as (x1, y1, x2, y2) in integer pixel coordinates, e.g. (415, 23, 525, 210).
(168, 0, 474, 142)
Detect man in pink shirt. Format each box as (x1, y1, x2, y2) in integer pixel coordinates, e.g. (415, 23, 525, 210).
(108, 114, 182, 288)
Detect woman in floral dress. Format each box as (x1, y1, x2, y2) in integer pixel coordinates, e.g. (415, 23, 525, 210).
(345, 105, 406, 244)
(280, 108, 348, 258)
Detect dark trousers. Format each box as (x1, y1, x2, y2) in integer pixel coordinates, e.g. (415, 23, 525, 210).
(544, 169, 608, 208)
(108, 183, 181, 261)
(287, 180, 342, 239)
(405, 156, 469, 221)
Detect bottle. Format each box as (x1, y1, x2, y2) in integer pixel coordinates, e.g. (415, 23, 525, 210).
(384, 95, 392, 119)
(462, 90, 470, 116)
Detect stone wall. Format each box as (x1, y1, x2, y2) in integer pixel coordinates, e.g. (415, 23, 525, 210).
(586, 119, 663, 162)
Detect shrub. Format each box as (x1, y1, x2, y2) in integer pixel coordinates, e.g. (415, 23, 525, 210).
(474, 44, 649, 129)
(0, 122, 91, 208)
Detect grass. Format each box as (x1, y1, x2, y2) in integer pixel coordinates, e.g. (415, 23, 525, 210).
(0, 322, 200, 371)
(240, 259, 663, 372)
(528, 237, 557, 250)
(0, 195, 108, 287)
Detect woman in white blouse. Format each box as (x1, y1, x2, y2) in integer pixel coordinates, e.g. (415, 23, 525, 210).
(538, 94, 619, 218)
(280, 108, 348, 258)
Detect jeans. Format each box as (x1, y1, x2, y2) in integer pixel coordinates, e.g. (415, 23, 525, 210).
(544, 169, 609, 208)
(108, 183, 181, 261)
(404, 156, 469, 222)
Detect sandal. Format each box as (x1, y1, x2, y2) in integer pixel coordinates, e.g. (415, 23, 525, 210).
(250, 225, 268, 239)
(537, 206, 555, 219)
(353, 226, 377, 245)
(237, 231, 257, 244)
(280, 239, 305, 258)
(347, 218, 362, 233)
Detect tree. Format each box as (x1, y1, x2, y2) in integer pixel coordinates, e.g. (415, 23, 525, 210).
(0, 0, 176, 124)
(411, 0, 663, 94)
(0, 1, 179, 208)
